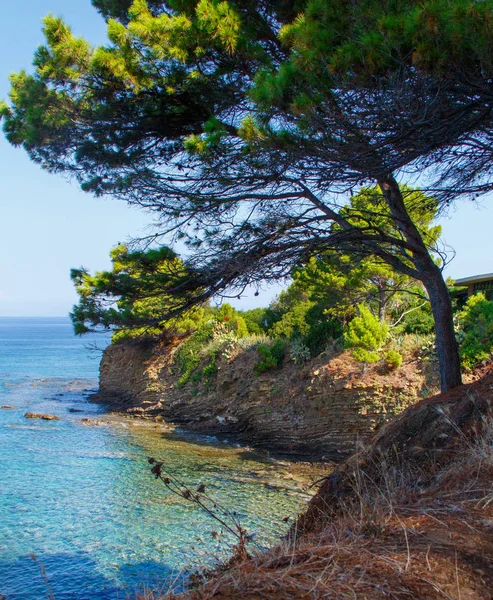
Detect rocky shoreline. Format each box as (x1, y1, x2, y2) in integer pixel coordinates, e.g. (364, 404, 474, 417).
(94, 338, 433, 460)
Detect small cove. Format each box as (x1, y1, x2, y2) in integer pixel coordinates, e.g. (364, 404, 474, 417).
(0, 318, 326, 599)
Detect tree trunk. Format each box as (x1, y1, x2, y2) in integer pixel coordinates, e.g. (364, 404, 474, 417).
(421, 266, 462, 391)
(378, 283, 387, 322)
(379, 175, 462, 392)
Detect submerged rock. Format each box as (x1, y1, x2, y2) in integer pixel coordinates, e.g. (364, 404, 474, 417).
(80, 418, 106, 426)
(24, 412, 60, 421)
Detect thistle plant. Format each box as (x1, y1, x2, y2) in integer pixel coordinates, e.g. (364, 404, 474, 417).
(148, 457, 252, 560)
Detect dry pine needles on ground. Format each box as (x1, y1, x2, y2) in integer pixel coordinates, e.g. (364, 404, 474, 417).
(141, 366, 493, 599)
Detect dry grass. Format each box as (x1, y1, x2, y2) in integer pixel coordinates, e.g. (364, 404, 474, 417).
(138, 382, 493, 600)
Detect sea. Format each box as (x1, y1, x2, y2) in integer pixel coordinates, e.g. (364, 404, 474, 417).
(0, 317, 313, 599)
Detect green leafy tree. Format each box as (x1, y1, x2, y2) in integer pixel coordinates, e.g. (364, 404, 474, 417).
(269, 301, 314, 339)
(457, 294, 493, 370)
(344, 305, 389, 365)
(241, 308, 269, 335)
(294, 187, 440, 324)
(255, 340, 286, 375)
(260, 285, 342, 356)
(5, 1, 493, 389)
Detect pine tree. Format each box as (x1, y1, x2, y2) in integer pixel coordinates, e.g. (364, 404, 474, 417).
(4, 1, 493, 389)
(344, 305, 389, 365)
(70, 244, 205, 338)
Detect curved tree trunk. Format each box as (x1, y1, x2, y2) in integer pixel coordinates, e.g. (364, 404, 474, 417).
(379, 176, 462, 392)
(421, 265, 462, 391)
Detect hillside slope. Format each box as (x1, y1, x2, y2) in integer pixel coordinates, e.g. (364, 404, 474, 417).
(147, 365, 493, 599)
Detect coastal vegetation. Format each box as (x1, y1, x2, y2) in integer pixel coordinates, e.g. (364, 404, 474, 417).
(70, 184, 470, 388)
(2, 0, 493, 598)
(5, 0, 493, 391)
(68, 185, 493, 388)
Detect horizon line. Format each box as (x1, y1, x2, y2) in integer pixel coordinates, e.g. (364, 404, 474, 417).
(0, 315, 70, 318)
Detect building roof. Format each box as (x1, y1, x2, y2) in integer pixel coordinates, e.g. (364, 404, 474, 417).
(454, 273, 493, 286)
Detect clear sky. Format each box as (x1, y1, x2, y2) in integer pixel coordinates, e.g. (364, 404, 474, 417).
(0, 1, 492, 317)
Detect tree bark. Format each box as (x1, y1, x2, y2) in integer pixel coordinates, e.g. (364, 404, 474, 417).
(421, 266, 462, 391)
(379, 176, 462, 392)
(378, 283, 387, 322)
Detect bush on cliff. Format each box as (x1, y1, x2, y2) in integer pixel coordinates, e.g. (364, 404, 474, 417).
(254, 340, 287, 375)
(344, 305, 389, 364)
(457, 293, 493, 370)
(384, 349, 403, 371)
(174, 305, 249, 386)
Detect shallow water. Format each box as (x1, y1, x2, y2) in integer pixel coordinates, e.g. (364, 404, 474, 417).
(0, 318, 320, 599)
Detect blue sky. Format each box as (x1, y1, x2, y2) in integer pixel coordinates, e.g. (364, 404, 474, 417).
(0, 1, 492, 317)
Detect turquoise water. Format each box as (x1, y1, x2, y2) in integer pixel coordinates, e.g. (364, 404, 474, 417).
(0, 318, 314, 599)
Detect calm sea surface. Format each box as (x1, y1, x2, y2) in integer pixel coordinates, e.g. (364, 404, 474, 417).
(0, 318, 313, 599)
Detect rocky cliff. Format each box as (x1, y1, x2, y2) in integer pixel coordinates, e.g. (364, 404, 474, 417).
(97, 339, 429, 459)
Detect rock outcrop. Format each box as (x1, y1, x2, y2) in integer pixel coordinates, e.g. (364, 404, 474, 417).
(97, 338, 430, 459)
(24, 412, 60, 420)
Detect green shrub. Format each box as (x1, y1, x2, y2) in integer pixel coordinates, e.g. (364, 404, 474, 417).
(416, 335, 437, 361)
(344, 305, 389, 364)
(174, 311, 246, 385)
(241, 308, 269, 335)
(236, 333, 270, 350)
(174, 322, 216, 386)
(255, 345, 277, 373)
(190, 371, 203, 384)
(255, 339, 286, 375)
(268, 301, 313, 338)
(202, 355, 218, 379)
(289, 339, 311, 364)
(457, 293, 493, 370)
(303, 319, 343, 357)
(396, 307, 435, 335)
(385, 349, 403, 371)
(229, 315, 248, 337)
(201, 323, 239, 359)
(270, 339, 286, 362)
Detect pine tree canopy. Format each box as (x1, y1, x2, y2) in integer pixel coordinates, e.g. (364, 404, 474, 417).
(1, 1, 491, 280)
(3, 0, 493, 202)
(3, 0, 492, 389)
(70, 244, 206, 338)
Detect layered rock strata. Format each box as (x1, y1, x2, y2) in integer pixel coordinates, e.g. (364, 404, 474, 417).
(97, 340, 426, 459)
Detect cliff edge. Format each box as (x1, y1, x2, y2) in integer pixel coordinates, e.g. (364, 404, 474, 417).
(97, 338, 431, 458)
